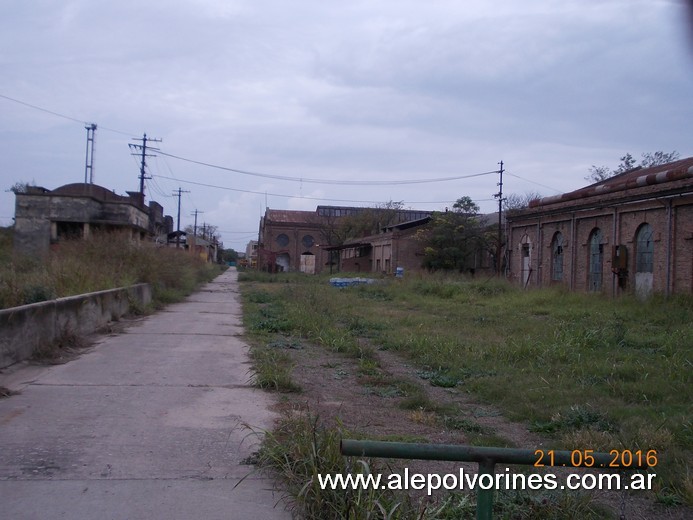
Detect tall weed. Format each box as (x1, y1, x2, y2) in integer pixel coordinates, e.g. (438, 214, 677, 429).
(0, 232, 222, 309)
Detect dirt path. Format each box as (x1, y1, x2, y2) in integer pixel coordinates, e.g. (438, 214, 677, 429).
(272, 339, 686, 520)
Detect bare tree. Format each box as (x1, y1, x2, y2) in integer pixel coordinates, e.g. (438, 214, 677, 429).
(585, 151, 679, 182)
(503, 191, 542, 213)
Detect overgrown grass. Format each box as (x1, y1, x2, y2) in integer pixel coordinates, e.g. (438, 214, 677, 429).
(241, 270, 692, 514)
(0, 229, 223, 309)
(255, 412, 611, 519)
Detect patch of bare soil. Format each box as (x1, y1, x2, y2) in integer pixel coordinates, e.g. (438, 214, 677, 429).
(273, 340, 687, 520)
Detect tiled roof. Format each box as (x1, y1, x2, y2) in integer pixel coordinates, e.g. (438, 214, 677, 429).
(265, 209, 320, 223)
(531, 156, 693, 208)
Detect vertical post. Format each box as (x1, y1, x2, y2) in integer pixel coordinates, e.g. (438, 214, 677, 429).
(84, 124, 97, 184)
(495, 161, 505, 276)
(139, 133, 148, 195)
(477, 459, 495, 520)
(192, 210, 199, 237)
(130, 133, 160, 196)
(172, 187, 189, 248)
(176, 187, 182, 248)
(665, 199, 673, 297)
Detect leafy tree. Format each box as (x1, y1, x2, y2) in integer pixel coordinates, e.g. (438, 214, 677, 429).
(417, 196, 492, 272)
(221, 249, 238, 263)
(585, 151, 679, 182)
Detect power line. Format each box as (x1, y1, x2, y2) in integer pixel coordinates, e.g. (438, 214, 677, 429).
(156, 149, 498, 186)
(0, 93, 136, 136)
(152, 174, 471, 205)
(0, 93, 86, 125)
(505, 172, 562, 193)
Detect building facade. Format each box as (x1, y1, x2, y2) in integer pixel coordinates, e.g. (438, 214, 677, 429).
(334, 217, 431, 274)
(14, 183, 173, 256)
(506, 157, 693, 297)
(257, 205, 432, 274)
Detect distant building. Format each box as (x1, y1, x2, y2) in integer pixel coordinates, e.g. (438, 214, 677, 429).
(13, 183, 173, 255)
(327, 217, 431, 274)
(257, 205, 432, 274)
(245, 240, 258, 268)
(506, 157, 693, 297)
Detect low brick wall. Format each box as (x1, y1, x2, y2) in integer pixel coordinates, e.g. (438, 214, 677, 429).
(0, 284, 151, 369)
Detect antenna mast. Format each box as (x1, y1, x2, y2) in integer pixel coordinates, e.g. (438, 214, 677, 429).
(84, 123, 97, 184)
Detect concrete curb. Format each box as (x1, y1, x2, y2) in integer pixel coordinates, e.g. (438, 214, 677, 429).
(0, 283, 151, 368)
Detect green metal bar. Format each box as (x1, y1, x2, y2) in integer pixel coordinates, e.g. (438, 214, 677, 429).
(477, 458, 495, 520)
(340, 439, 648, 470)
(341, 439, 648, 519)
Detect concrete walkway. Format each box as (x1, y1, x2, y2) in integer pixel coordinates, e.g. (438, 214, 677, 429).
(0, 269, 290, 520)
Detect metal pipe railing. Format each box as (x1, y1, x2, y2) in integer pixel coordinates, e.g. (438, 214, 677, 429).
(341, 439, 649, 520)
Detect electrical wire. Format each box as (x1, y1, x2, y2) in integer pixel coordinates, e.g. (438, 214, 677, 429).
(505, 172, 562, 194)
(1, 93, 509, 199)
(152, 174, 465, 205)
(0, 93, 136, 137)
(156, 155, 198, 210)
(155, 149, 498, 186)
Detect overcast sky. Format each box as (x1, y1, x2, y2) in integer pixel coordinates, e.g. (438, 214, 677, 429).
(1, 0, 692, 250)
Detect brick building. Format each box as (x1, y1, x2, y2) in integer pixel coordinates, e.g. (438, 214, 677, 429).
(506, 157, 693, 297)
(257, 209, 325, 273)
(332, 217, 431, 274)
(257, 206, 431, 274)
(13, 183, 173, 256)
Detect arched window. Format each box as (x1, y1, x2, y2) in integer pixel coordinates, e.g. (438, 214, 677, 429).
(276, 233, 289, 247)
(588, 228, 603, 292)
(551, 232, 564, 282)
(635, 224, 653, 273)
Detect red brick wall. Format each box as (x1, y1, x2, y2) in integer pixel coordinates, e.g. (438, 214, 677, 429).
(507, 192, 692, 295)
(260, 221, 328, 273)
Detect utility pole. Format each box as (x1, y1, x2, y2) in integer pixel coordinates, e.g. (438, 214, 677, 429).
(191, 209, 203, 251)
(84, 123, 97, 184)
(173, 187, 190, 248)
(191, 209, 204, 238)
(493, 161, 505, 276)
(129, 133, 162, 196)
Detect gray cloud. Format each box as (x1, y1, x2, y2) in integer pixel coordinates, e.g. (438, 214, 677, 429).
(1, 0, 691, 249)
